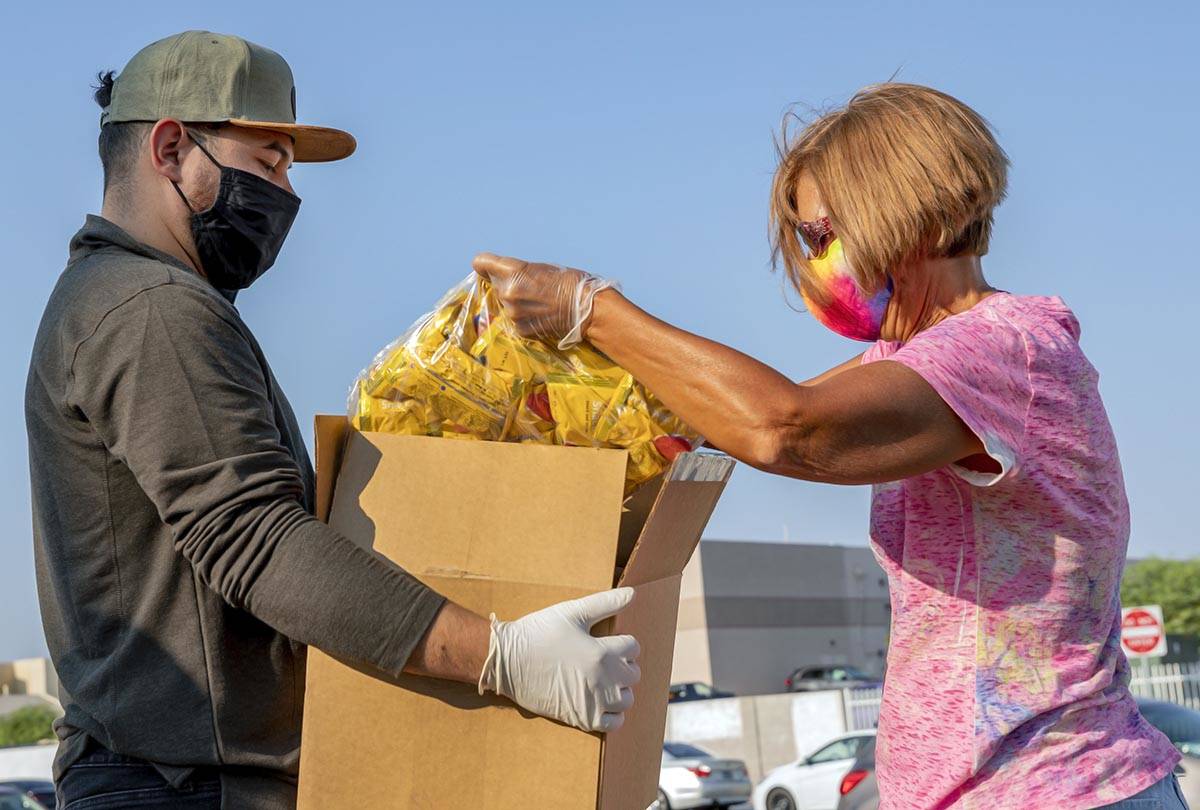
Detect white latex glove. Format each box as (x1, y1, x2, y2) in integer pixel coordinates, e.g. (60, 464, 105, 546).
(478, 587, 641, 732)
(472, 253, 619, 348)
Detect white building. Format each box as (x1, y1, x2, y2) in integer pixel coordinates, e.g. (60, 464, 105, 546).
(0, 658, 60, 713)
(671, 540, 890, 696)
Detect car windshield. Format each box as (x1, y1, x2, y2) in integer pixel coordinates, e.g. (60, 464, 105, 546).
(830, 667, 872, 681)
(692, 683, 713, 697)
(807, 737, 863, 764)
(0, 795, 44, 810)
(664, 743, 711, 759)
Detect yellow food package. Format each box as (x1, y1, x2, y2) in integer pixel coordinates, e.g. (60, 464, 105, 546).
(559, 342, 630, 388)
(509, 385, 556, 444)
(625, 441, 667, 493)
(350, 376, 434, 435)
(603, 386, 658, 448)
(469, 321, 555, 382)
(347, 275, 704, 495)
(441, 424, 484, 440)
(546, 372, 636, 447)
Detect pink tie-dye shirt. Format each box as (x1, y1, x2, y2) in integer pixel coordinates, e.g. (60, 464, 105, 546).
(861, 293, 1179, 810)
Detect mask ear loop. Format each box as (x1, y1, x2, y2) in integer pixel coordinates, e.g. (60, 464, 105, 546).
(170, 179, 197, 214)
(185, 129, 223, 167)
(169, 128, 222, 276)
(170, 128, 223, 213)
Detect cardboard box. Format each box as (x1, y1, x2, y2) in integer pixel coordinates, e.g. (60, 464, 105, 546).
(297, 416, 733, 810)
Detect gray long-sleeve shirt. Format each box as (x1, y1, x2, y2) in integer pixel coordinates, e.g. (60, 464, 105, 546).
(25, 216, 446, 809)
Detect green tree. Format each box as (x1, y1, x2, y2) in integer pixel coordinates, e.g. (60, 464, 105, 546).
(1120, 557, 1200, 637)
(0, 705, 58, 747)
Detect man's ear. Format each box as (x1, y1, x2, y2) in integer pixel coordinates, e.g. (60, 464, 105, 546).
(148, 118, 189, 183)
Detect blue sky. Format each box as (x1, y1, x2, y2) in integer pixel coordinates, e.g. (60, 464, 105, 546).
(1, 0, 1196, 660)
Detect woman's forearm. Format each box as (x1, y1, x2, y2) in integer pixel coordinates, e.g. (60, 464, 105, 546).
(586, 290, 811, 469)
(470, 253, 980, 484)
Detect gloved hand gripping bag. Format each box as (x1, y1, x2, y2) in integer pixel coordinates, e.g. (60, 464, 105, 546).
(348, 274, 703, 495)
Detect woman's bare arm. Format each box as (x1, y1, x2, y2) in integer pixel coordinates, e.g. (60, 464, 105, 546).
(471, 254, 985, 485)
(586, 291, 982, 485)
(799, 352, 865, 386)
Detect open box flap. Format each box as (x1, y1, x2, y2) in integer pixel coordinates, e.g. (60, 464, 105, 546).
(617, 452, 734, 588)
(615, 470, 664, 570)
(598, 571, 684, 809)
(325, 424, 629, 592)
(314, 415, 351, 524)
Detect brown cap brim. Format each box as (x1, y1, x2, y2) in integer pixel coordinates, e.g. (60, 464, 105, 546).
(228, 119, 357, 163)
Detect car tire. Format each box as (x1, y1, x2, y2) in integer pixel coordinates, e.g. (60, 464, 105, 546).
(765, 787, 796, 810)
(650, 788, 670, 810)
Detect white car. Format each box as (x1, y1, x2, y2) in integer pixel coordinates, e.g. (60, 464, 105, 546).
(653, 742, 752, 809)
(752, 731, 876, 810)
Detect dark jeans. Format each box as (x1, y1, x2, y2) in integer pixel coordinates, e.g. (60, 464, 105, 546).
(56, 742, 221, 810)
(1096, 771, 1190, 809)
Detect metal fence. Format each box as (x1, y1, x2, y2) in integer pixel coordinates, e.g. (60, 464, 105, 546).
(843, 686, 882, 731)
(1128, 660, 1200, 710)
(842, 660, 1200, 731)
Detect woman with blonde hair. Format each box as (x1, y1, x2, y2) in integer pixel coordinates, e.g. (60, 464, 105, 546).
(474, 83, 1187, 809)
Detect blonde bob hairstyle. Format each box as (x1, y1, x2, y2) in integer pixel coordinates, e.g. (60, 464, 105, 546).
(771, 83, 1009, 303)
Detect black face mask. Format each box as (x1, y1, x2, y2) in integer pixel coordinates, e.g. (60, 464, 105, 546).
(172, 131, 301, 290)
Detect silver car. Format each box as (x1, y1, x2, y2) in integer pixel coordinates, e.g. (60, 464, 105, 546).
(835, 735, 877, 810)
(651, 742, 752, 809)
(0, 787, 46, 810)
(785, 666, 881, 693)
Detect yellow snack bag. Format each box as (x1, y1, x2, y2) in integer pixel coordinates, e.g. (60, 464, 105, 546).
(351, 391, 438, 436)
(625, 441, 667, 494)
(347, 275, 704, 496)
(408, 345, 517, 439)
(469, 321, 555, 381)
(546, 372, 636, 446)
(507, 385, 556, 444)
(441, 423, 484, 440)
(558, 342, 629, 387)
(602, 387, 658, 449)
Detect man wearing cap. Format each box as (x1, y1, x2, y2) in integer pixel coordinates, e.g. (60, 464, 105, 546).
(25, 31, 641, 810)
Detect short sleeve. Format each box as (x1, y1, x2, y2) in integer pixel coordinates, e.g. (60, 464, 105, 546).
(862, 340, 903, 364)
(885, 305, 1033, 486)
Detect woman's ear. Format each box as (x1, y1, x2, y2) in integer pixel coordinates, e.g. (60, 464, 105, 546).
(148, 118, 188, 183)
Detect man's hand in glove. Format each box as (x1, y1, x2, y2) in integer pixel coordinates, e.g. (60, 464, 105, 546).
(472, 252, 618, 349)
(478, 587, 641, 733)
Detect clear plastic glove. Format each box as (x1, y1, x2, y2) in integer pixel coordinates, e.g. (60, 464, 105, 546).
(472, 252, 619, 348)
(477, 587, 641, 733)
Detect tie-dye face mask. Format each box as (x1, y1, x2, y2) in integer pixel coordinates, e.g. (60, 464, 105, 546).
(797, 216, 892, 342)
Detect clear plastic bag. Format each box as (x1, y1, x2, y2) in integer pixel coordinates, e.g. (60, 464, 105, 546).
(348, 274, 702, 496)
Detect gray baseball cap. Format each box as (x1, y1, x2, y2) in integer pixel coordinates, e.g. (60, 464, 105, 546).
(101, 30, 356, 162)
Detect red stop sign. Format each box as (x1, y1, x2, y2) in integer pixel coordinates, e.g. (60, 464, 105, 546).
(1121, 608, 1163, 655)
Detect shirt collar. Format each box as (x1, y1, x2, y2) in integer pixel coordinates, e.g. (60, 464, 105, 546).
(68, 215, 239, 304)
